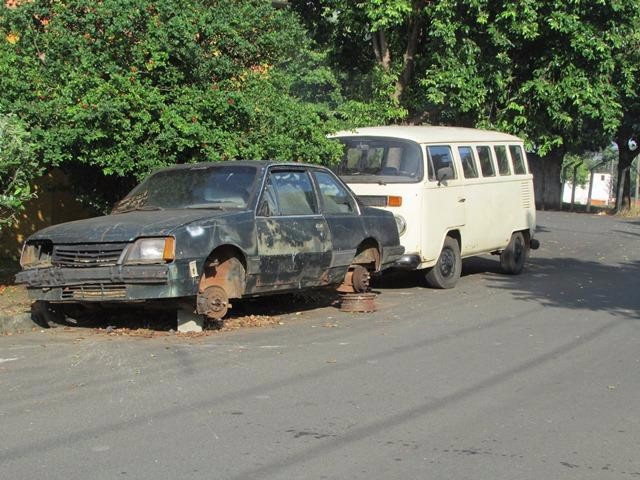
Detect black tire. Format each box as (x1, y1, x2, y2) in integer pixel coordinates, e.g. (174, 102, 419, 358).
(500, 231, 529, 275)
(31, 301, 65, 328)
(425, 236, 461, 289)
(61, 303, 102, 326)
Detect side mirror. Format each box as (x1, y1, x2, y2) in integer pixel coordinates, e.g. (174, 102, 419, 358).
(436, 166, 453, 186)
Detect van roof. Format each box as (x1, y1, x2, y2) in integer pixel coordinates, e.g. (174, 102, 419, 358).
(331, 126, 522, 143)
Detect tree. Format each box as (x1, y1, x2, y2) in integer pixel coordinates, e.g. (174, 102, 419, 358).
(610, 26, 640, 211)
(0, 114, 41, 229)
(0, 0, 346, 211)
(294, 1, 640, 209)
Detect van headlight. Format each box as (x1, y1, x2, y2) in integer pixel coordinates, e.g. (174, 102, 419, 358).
(121, 237, 175, 264)
(394, 215, 407, 236)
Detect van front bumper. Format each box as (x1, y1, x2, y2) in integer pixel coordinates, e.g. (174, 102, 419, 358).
(393, 253, 422, 270)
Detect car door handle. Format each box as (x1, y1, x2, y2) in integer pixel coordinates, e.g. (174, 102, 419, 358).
(458, 198, 466, 203)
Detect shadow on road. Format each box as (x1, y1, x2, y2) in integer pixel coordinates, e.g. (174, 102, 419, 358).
(487, 257, 640, 319)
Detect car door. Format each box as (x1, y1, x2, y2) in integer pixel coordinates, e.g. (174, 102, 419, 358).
(311, 170, 364, 281)
(254, 168, 331, 291)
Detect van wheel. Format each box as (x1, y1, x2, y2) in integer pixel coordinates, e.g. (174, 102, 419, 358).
(425, 236, 461, 289)
(500, 231, 529, 275)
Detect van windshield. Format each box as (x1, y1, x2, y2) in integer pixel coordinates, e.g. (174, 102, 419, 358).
(336, 137, 423, 183)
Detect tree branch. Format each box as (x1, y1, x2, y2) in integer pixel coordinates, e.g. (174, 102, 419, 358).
(372, 31, 391, 71)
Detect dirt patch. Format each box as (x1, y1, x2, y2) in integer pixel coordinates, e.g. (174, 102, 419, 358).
(0, 284, 30, 317)
(81, 314, 284, 339)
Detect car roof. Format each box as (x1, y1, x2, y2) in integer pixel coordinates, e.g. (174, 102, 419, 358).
(151, 160, 328, 172)
(331, 125, 523, 143)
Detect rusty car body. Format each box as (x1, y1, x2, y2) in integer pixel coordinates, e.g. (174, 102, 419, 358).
(16, 161, 404, 321)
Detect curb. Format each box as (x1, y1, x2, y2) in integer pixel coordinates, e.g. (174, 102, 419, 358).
(0, 313, 39, 335)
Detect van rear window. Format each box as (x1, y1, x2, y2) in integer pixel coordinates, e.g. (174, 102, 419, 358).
(336, 137, 423, 183)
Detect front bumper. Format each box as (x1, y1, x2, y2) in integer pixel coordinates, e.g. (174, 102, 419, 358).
(392, 253, 422, 270)
(15, 263, 198, 302)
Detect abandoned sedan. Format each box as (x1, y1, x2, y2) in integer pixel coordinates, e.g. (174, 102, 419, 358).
(16, 161, 404, 322)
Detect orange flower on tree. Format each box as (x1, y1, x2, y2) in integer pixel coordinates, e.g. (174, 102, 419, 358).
(6, 33, 19, 44)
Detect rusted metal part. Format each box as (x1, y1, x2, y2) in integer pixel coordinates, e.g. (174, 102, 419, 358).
(351, 265, 370, 292)
(352, 245, 380, 271)
(339, 292, 377, 313)
(199, 253, 245, 299)
(196, 285, 231, 320)
(336, 265, 370, 293)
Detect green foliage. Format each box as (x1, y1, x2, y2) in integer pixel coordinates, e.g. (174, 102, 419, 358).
(0, 0, 350, 193)
(0, 114, 41, 229)
(561, 154, 589, 187)
(296, 0, 640, 159)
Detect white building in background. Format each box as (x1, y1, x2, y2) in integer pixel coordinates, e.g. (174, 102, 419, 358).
(563, 172, 612, 206)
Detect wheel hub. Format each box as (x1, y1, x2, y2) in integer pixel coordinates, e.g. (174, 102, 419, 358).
(196, 286, 230, 320)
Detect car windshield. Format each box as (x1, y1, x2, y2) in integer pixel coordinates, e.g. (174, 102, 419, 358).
(113, 165, 258, 212)
(336, 137, 424, 183)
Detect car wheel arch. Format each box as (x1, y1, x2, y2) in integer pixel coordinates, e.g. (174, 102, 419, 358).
(352, 238, 381, 271)
(198, 244, 247, 299)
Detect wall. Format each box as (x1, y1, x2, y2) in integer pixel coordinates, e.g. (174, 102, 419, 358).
(562, 173, 612, 206)
(0, 169, 95, 259)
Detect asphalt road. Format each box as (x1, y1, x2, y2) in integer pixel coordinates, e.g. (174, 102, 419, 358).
(1, 211, 639, 479)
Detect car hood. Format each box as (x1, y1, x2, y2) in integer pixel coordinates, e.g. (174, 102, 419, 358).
(28, 209, 235, 243)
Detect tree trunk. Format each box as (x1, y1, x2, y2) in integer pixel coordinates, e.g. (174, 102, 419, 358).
(615, 160, 632, 211)
(615, 147, 634, 211)
(392, 0, 427, 102)
(528, 149, 564, 210)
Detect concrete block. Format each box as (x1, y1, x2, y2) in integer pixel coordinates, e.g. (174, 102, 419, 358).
(0, 313, 39, 335)
(177, 308, 204, 333)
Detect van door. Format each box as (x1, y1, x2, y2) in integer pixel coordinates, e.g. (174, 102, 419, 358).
(422, 145, 466, 262)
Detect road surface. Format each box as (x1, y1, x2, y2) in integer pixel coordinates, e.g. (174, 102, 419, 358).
(1, 211, 639, 479)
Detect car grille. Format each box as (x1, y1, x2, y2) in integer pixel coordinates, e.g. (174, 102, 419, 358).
(61, 284, 128, 300)
(52, 243, 128, 267)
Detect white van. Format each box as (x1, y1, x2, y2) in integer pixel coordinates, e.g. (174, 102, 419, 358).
(332, 126, 539, 288)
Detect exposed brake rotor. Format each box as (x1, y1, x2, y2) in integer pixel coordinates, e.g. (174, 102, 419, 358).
(351, 265, 371, 293)
(196, 285, 231, 320)
(337, 265, 371, 294)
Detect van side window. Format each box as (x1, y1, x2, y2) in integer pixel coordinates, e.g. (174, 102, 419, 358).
(509, 145, 527, 174)
(427, 146, 456, 181)
(458, 146, 478, 179)
(494, 145, 511, 175)
(476, 146, 496, 177)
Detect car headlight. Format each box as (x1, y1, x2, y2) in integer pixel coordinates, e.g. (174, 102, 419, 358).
(20, 240, 53, 268)
(394, 215, 407, 236)
(122, 237, 175, 264)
